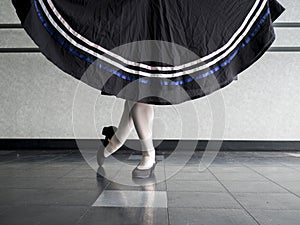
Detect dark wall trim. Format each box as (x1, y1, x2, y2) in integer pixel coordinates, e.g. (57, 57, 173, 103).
(269, 47, 300, 52)
(0, 139, 299, 152)
(0, 48, 40, 53)
(0, 24, 23, 29)
(273, 22, 300, 27)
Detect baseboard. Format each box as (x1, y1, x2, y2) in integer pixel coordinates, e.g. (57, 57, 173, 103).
(0, 139, 299, 152)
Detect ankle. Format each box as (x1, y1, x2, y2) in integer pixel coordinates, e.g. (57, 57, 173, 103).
(137, 153, 156, 169)
(142, 149, 155, 159)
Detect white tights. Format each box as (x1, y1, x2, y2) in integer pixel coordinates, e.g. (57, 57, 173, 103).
(104, 100, 155, 169)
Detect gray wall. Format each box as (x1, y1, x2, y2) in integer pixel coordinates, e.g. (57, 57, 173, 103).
(0, 0, 299, 140)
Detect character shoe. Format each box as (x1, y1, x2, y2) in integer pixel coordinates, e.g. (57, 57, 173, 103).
(132, 161, 157, 179)
(97, 126, 117, 166)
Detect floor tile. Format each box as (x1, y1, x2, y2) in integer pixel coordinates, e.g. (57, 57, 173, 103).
(209, 166, 254, 173)
(0, 177, 57, 189)
(50, 177, 109, 190)
(233, 193, 300, 210)
(106, 180, 166, 191)
(128, 154, 164, 161)
(169, 208, 257, 225)
(93, 190, 167, 208)
(62, 168, 99, 178)
(0, 168, 72, 178)
(212, 172, 268, 181)
(258, 172, 300, 182)
(0, 206, 10, 216)
(249, 166, 298, 173)
(1, 150, 300, 225)
(0, 205, 87, 225)
(248, 209, 300, 225)
(0, 188, 100, 206)
(279, 181, 300, 194)
(221, 181, 288, 193)
(166, 180, 226, 192)
(165, 171, 216, 181)
(167, 191, 241, 209)
(77, 207, 168, 225)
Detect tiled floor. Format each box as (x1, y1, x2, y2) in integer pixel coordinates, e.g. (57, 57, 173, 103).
(0, 150, 300, 225)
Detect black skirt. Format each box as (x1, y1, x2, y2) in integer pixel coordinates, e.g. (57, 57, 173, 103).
(12, 0, 285, 105)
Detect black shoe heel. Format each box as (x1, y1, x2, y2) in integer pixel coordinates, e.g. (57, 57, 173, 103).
(97, 126, 117, 166)
(102, 126, 117, 146)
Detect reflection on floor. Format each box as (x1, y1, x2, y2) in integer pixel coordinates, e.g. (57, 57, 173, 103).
(0, 150, 300, 225)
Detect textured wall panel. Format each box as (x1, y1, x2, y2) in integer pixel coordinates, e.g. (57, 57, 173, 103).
(0, 53, 299, 140)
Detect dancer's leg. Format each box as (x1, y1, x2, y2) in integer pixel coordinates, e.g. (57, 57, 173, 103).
(104, 100, 134, 157)
(129, 101, 155, 170)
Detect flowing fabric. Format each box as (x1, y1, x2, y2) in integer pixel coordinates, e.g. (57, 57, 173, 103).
(12, 0, 285, 105)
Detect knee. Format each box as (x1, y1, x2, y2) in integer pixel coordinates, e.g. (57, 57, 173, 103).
(133, 103, 154, 118)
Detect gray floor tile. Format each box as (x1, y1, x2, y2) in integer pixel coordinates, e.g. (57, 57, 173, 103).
(207, 163, 244, 168)
(162, 154, 200, 165)
(249, 166, 298, 173)
(175, 165, 209, 172)
(242, 161, 288, 167)
(50, 155, 86, 163)
(9, 155, 62, 163)
(0, 168, 72, 178)
(259, 172, 300, 182)
(209, 166, 255, 173)
(248, 209, 300, 225)
(128, 154, 164, 161)
(169, 208, 257, 225)
(233, 193, 300, 210)
(0, 177, 57, 189)
(0, 155, 17, 163)
(1, 151, 300, 225)
(0, 162, 31, 170)
(77, 207, 168, 225)
(278, 181, 300, 195)
(166, 180, 227, 192)
(167, 192, 241, 209)
(0, 206, 10, 216)
(62, 168, 98, 178)
(165, 171, 216, 181)
(107, 175, 167, 190)
(212, 172, 268, 181)
(165, 164, 211, 173)
(18, 163, 81, 170)
(280, 162, 300, 169)
(93, 190, 167, 208)
(0, 205, 87, 225)
(106, 180, 166, 191)
(0, 188, 100, 206)
(221, 181, 288, 193)
(50, 177, 109, 190)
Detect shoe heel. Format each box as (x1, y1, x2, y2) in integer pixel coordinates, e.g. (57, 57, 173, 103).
(98, 126, 117, 167)
(102, 126, 117, 138)
(101, 126, 117, 147)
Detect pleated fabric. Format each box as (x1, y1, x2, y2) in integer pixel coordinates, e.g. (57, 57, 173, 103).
(12, 0, 285, 105)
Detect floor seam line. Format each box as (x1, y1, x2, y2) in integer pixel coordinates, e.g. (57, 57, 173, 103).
(207, 167, 261, 225)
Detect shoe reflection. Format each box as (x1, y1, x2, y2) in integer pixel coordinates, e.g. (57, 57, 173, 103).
(95, 166, 159, 225)
(96, 165, 158, 188)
